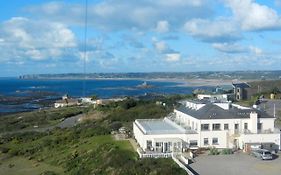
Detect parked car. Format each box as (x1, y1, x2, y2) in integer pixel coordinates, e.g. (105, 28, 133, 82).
(251, 149, 273, 160)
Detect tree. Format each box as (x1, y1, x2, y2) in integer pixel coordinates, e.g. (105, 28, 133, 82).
(271, 87, 280, 94)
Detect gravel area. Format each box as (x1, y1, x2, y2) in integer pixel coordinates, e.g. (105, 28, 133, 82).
(189, 152, 281, 175)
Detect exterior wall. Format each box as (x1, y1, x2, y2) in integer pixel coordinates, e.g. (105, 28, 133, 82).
(174, 110, 200, 131)
(259, 118, 275, 131)
(133, 122, 147, 149)
(197, 94, 229, 101)
(199, 130, 228, 148)
(133, 121, 199, 151)
(134, 119, 280, 151)
(240, 133, 281, 150)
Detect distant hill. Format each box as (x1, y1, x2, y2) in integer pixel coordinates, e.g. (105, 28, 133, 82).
(248, 79, 281, 95)
(19, 70, 281, 80)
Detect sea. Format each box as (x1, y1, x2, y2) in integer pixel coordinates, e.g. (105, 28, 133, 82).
(0, 78, 213, 115)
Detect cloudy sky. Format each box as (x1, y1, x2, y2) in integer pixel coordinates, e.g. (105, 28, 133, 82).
(1, 0, 281, 76)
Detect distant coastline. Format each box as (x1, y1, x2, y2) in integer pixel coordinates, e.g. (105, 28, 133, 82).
(18, 76, 257, 87)
(18, 71, 281, 87)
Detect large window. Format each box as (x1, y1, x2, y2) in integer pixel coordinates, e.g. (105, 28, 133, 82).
(224, 124, 229, 130)
(204, 138, 209, 145)
(201, 124, 209, 131)
(212, 123, 221, 130)
(146, 140, 152, 149)
(212, 138, 219, 145)
(189, 140, 198, 147)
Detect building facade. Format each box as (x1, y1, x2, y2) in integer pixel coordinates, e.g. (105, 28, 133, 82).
(232, 82, 251, 101)
(133, 99, 280, 157)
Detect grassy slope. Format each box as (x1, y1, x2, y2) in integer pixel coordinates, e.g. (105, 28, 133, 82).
(0, 98, 187, 175)
(0, 154, 64, 175)
(0, 107, 83, 132)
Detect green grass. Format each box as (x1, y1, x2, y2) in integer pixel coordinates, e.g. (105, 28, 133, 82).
(0, 154, 64, 175)
(0, 106, 83, 132)
(0, 98, 187, 175)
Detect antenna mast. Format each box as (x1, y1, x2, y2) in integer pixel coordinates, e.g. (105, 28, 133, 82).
(83, 0, 88, 97)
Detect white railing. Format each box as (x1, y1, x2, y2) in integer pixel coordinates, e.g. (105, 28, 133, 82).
(137, 148, 172, 158)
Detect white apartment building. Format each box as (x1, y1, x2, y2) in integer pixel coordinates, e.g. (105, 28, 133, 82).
(133, 99, 280, 157)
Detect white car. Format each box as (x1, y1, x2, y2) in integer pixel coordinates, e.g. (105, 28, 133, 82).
(251, 149, 273, 160)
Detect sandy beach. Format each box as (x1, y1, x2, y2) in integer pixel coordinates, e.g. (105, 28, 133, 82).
(143, 78, 255, 87)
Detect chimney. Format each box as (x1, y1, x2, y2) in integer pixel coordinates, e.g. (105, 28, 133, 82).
(250, 112, 258, 134)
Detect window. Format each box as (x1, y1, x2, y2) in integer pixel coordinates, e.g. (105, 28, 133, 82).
(257, 123, 262, 130)
(212, 138, 218, 145)
(236, 95, 240, 100)
(235, 124, 239, 130)
(237, 88, 240, 93)
(204, 138, 209, 145)
(244, 123, 248, 130)
(212, 123, 221, 130)
(156, 142, 162, 147)
(201, 124, 209, 131)
(224, 124, 229, 130)
(189, 140, 198, 147)
(146, 140, 152, 149)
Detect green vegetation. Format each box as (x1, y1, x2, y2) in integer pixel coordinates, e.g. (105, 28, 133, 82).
(0, 107, 83, 132)
(209, 147, 220, 155)
(0, 97, 187, 175)
(234, 95, 259, 107)
(220, 149, 233, 155)
(0, 154, 64, 175)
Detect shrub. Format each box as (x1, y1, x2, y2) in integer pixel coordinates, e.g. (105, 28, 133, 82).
(221, 148, 233, 155)
(209, 147, 220, 155)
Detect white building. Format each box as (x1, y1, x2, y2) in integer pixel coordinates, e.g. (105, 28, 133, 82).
(133, 99, 280, 157)
(54, 98, 80, 108)
(197, 94, 231, 101)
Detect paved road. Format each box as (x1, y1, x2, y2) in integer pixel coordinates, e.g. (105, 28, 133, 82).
(189, 152, 281, 175)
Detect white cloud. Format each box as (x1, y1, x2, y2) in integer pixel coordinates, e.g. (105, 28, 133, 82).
(0, 17, 77, 61)
(212, 43, 247, 53)
(213, 42, 263, 56)
(155, 20, 170, 33)
(25, 0, 214, 31)
(154, 41, 168, 53)
(249, 46, 263, 55)
(184, 18, 241, 42)
(226, 0, 281, 31)
(165, 53, 181, 62)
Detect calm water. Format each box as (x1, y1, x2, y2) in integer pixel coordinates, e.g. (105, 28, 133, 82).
(0, 78, 213, 114)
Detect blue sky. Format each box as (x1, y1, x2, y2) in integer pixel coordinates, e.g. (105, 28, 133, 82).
(1, 0, 281, 76)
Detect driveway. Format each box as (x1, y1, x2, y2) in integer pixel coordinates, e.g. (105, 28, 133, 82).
(189, 152, 281, 175)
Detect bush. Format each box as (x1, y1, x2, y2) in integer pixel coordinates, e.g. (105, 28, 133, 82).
(221, 148, 233, 155)
(209, 147, 220, 155)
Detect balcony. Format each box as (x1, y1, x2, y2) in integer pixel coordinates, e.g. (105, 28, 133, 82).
(241, 129, 279, 134)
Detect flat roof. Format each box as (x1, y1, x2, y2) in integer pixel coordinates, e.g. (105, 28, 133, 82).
(135, 119, 187, 135)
